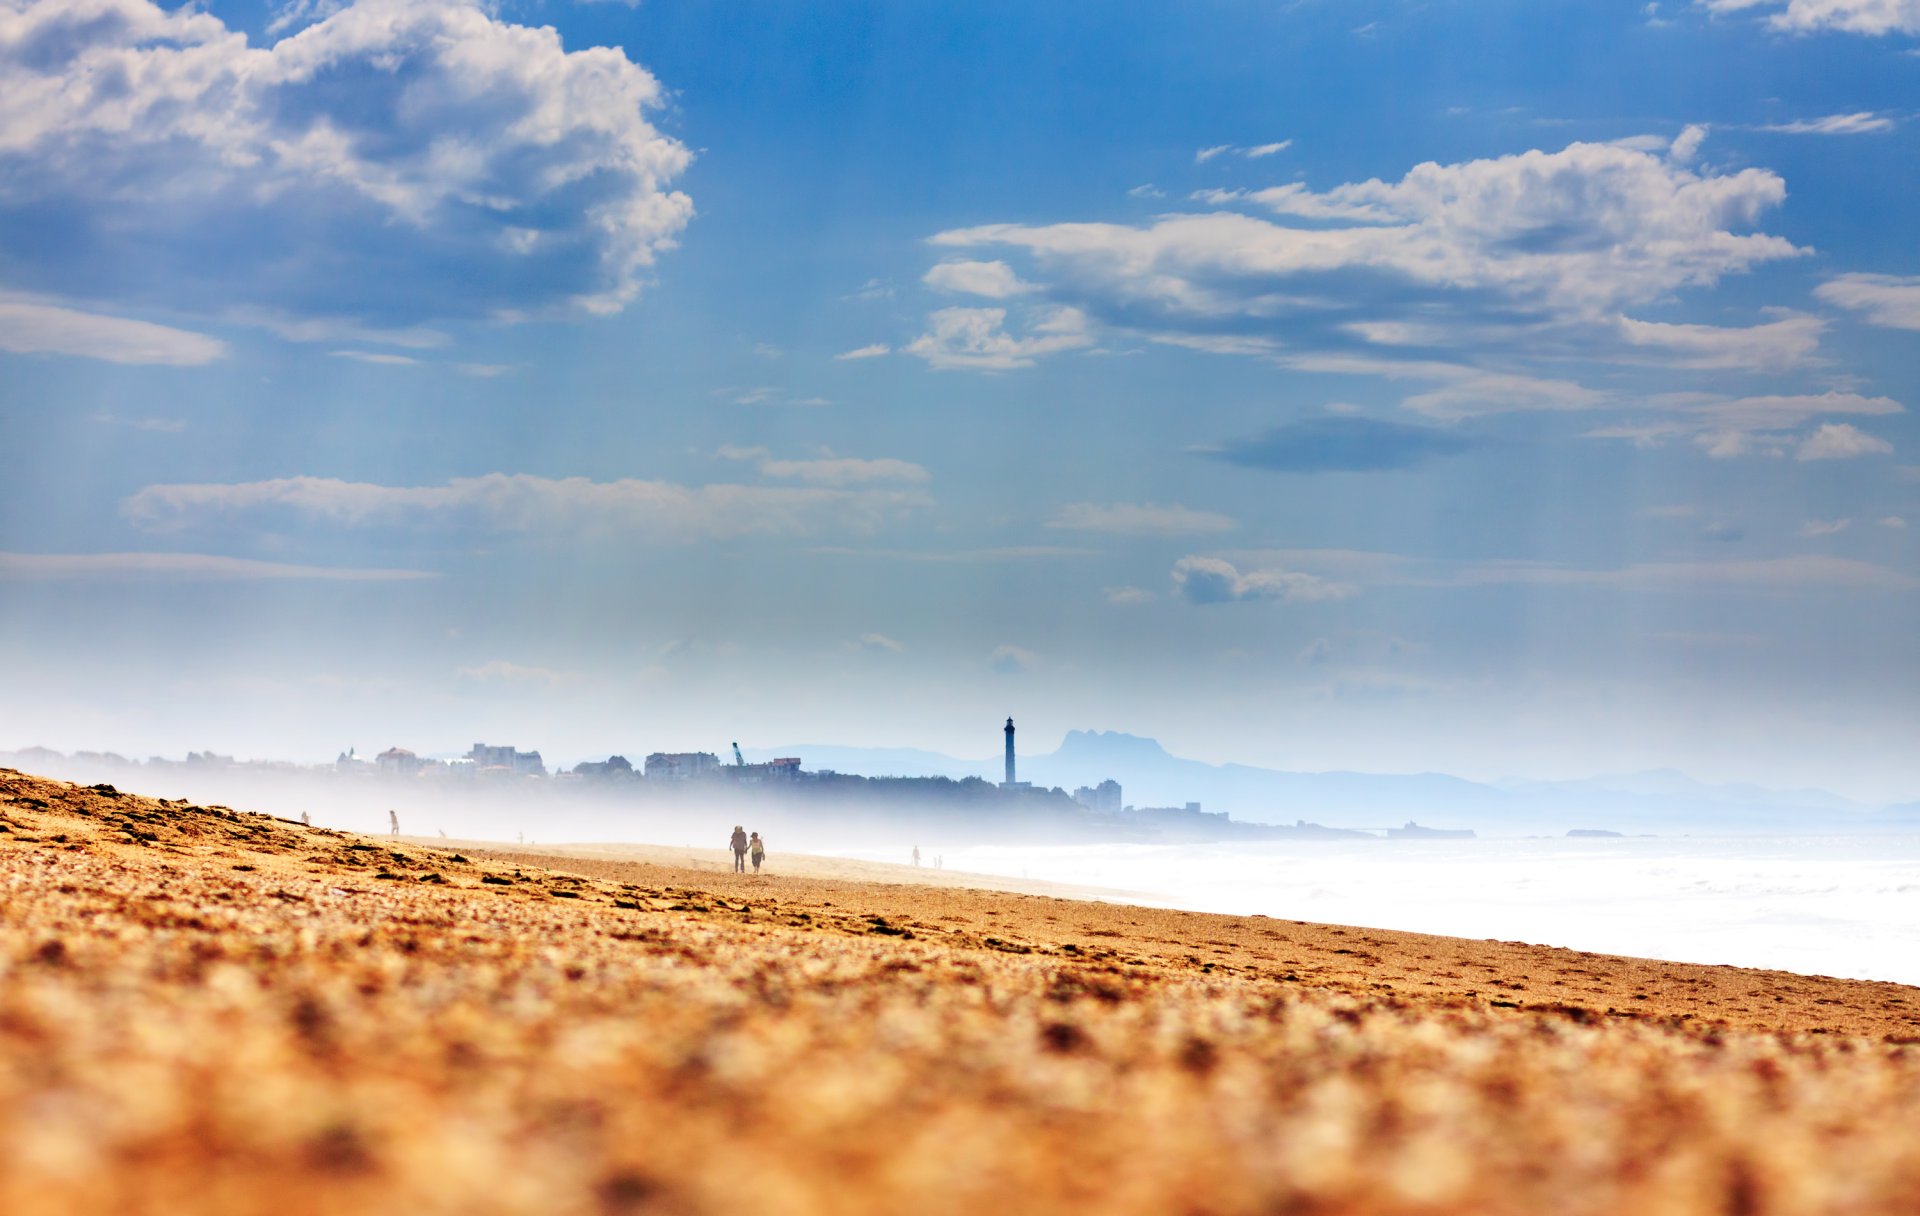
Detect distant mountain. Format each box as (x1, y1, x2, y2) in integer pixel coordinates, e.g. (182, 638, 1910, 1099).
(751, 731, 1878, 835)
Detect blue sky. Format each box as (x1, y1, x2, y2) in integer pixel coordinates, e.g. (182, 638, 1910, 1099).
(1, 0, 1916, 798)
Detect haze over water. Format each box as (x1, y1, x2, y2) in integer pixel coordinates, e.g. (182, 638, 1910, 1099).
(844, 837, 1920, 986)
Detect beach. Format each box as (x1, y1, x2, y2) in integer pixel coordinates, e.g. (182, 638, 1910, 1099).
(6, 767, 1920, 1214)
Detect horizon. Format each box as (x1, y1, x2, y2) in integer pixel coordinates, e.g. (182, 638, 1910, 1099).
(3, 1, 1917, 803)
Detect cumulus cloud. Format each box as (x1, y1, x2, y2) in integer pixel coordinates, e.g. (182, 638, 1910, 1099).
(903, 306, 1094, 371)
(918, 138, 1804, 392)
(1760, 112, 1897, 134)
(1796, 422, 1894, 460)
(835, 343, 891, 360)
(1048, 503, 1235, 535)
(0, 551, 431, 581)
(1617, 314, 1825, 371)
(1196, 416, 1476, 472)
(1817, 274, 1920, 330)
(0, 0, 692, 336)
(1704, 0, 1920, 35)
(121, 474, 931, 540)
(0, 297, 225, 365)
(922, 260, 1036, 299)
(1171, 556, 1357, 604)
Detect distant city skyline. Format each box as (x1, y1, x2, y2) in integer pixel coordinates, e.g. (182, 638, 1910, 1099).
(1, 1, 1916, 801)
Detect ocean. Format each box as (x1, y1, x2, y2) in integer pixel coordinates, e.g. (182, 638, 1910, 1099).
(836, 835, 1920, 987)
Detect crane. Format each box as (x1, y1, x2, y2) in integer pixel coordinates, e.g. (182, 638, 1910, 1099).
(732, 742, 745, 767)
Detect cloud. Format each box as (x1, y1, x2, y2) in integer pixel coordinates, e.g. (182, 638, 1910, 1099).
(922, 260, 1036, 299)
(924, 137, 1803, 397)
(1585, 391, 1904, 457)
(455, 659, 572, 686)
(850, 633, 905, 654)
(455, 363, 518, 378)
(1196, 416, 1477, 472)
(808, 545, 1094, 564)
(121, 474, 931, 540)
(92, 413, 187, 434)
(1760, 112, 1897, 134)
(0, 551, 432, 581)
(1171, 556, 1357, 604)
(1049, 503, 1235, 535)
(835, 343, 891, 360)
(1127, 184, 1167, 199)
(329, 350, 419, 366)
(903, 306, 1094, 371)
(0, 0, 692, 334)
(1194, 145, 1233, 164)
(757, 457, 930, 486)
(1816, 274, 1920, 330)
(988, 644, 1037, 674)
(1453, 554, 1916, 590)
(1103, 585, 1153, 605)
(1796, 422, 1894, 460)
(1669, 123, 1709, 163)
(1880, 515, 1909, 529)
(1196, 142, 1292, 163)
(1704, 0, 1920, 35)
(0, 297, 225, 365)
(1799, 517, 1852, 536)
(1617, 314, 1825, 371)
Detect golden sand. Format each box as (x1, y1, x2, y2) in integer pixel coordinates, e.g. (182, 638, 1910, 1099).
(5, 768, 1920, 1215)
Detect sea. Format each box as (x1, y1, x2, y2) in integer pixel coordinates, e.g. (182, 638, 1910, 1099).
(835, 835, 1920, 987)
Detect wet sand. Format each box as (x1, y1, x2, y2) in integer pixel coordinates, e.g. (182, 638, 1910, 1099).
(6, 767, 1920, 1214)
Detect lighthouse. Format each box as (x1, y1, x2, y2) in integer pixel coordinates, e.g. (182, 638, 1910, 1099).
(1004, 717, 1016, 786)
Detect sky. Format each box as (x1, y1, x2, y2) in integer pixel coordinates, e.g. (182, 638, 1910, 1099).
(1, 0, 1917, 799)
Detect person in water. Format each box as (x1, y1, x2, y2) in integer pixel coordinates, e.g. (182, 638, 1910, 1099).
(729, 825, 749, 873)
(749, 831, 766, 873)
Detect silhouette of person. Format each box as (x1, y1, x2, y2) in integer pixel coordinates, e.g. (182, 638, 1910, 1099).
(912, 845, 921, 867)
(389, 810, 399, 837)
(749, 831, 766, 873)
(729, 825, 749, 873)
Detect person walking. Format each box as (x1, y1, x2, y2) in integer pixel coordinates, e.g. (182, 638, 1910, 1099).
(729, 825, 749, 873)
(749, 831, 766, 874)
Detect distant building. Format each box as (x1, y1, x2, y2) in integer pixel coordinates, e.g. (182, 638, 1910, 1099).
(645, 751, 720, 781)
(469, 742, 546, 777)
(573, 755, 634, 779)
(1073, 779, 1123, 813)
(722, 756, 803, 783)
(376, 747, 428, 776)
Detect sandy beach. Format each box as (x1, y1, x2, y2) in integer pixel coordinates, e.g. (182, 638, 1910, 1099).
(6, 767, 1920, 1214)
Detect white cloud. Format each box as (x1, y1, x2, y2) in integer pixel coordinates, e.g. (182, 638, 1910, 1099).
(1761, 112, 1897, 134)
(121, 474, 931, 540)
(851, 633, 905, 654)
(1127, 184, 1167, 199)
(835, 343, 891, 360)
(1104, 585, 1153, 605)
(1617, 314, 1825, 370)
(1669, 123, 1709, 163)
(455, 363, 518, 378)
(329, 350, 419, 366)
(927, 138, 1802, 389)
(1592, 391, 1905, 458)
(0, 297, 225, 365)
(0, 0, 692, 331)
(922, 260, 1036, 299)
(1799, 517, 1853, 536)
(757, 457, 930, 486)
(1194, 145, 1233, 164)
(1171, 556, 1357, 604)
(1705, 0, 1920, 35)
(1796, 422, 1894, 460)
(1245, 141, 1293, 158)
(0, 551, 432, 581)
(1880, 515, 1909, 529)
(1049, 503, 1235, 536)
(1816, 274, 1920, 330)
(903, 306, 1094, 371)
(1454, 554, 1916, 590)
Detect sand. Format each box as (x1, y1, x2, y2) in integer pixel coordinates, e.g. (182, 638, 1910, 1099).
(5, 767, 1920, 1215)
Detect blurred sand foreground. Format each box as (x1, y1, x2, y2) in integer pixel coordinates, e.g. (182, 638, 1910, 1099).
(4, 768, 1920, 1216)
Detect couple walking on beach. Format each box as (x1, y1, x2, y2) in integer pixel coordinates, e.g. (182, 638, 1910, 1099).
(730, 826, 766, 874)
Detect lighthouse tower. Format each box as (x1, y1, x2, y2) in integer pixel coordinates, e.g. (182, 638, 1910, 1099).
(1004, 717, 1016, 786)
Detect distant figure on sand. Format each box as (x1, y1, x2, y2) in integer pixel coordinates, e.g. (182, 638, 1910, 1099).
(300, 812, 310, 827)
(912, 846, 921, 867)
(749, 832, 766, 873)
(389, 810, 399, 836)
(730, 825, 749, 873)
